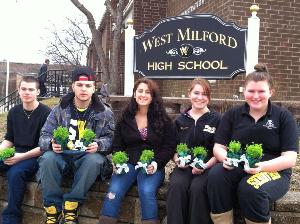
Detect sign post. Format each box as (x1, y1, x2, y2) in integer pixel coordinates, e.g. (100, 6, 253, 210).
(124, 19, 135, 96)
(246, 5, 260, 75)
(6, 59, 9, 98)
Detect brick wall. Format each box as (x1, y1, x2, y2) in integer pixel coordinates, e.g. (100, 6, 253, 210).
(161, 0, 300, 100)
(90, 0, 299, 100)
(133, 0, 168, 35)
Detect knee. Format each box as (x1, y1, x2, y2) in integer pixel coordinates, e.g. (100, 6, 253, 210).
(83, 153, 105, 168)
(207, 164, 225, 186)
(238, 184, 270, 221)
(105, 182, 126, 201)
(238, 184, 267, 205)
(138, 185, 156, 199)
(190, 179, 206, 195)
(7, 168, 25, 182)
(39, 151, 58, 167)
(169, 177, 189, 193)
(38, 152, 64, 176)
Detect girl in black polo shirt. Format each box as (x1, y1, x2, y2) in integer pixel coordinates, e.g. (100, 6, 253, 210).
(207, 64, 299, 224)
(167, 78, 221, 224)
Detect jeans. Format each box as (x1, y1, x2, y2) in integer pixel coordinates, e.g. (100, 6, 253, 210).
(101, 163, 164, 220)
(38, 151, 105, 210)
(0, 158, 38, 224)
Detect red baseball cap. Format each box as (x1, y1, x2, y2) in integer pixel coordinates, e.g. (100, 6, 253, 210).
(71, 66, 96, 82)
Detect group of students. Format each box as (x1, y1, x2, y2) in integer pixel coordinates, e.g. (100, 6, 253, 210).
(0, 63, 298, 224)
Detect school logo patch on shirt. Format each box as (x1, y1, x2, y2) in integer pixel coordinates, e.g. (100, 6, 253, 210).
(203, 125, 216, 133)
(180, 126, 189, 130)
(263, 120, 277, 129)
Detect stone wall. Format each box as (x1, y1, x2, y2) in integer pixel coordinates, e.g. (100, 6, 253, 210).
(1, 170, 300, 224)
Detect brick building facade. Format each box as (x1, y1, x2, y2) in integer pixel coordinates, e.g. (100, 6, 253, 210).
(87, 0, 300, 101)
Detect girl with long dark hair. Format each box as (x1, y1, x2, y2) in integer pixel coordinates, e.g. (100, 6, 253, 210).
(99, 78, 176, 224)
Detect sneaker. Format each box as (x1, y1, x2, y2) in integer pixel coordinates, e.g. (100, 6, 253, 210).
(61, 201, 79, 224)
(44, 205, 61, 224)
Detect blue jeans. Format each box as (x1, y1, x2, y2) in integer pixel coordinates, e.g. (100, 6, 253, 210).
(101, 163, 164, 220)
(38, 151, 106, 210)
(0, 158, 38, 224)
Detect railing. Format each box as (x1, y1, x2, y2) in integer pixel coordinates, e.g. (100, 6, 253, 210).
(0, 90, 21, 113)
(0, 69, 107, 113)
(0, 69, 70, 113)
(44, 69, 70, 97)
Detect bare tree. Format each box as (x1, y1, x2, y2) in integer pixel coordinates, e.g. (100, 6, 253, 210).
(70, 0, 125, 94)
(45, 17, 91, 66)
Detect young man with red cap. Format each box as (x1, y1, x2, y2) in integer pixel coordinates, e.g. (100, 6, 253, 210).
(38, 66, 115, 224)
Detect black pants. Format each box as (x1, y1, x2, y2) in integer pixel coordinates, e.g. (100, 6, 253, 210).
(207, 163, 290, 222)
(167, 167, 213, 224)
(39, 81, 47, 96)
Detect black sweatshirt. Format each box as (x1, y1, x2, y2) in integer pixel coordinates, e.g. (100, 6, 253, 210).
(111, 114, 176, 170)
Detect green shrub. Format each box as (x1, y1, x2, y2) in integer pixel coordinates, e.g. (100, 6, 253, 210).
(112, 151, 129, 165)
(176, 143, 189, 155)
(0, 147, 15, 160)
(245, 143, 263, 168)
(82, 129, 96, 146)
(53, 126, 69, 149)
(139, 149, 155, 163)
(245, 143, 263, 159)
(228, 140, 242, 154)
(192, 146, 207, 160)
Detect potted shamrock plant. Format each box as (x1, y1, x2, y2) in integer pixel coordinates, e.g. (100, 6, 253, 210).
(227, 140, 242, 167)
(81, 128, 96, 150)
(0, 147, 15, 161)
(176, 143, 191, 166)
(112, 151, 129, 174)
(135, 149, 155, 174)
(243, 143, 263, 169)
(190, 146, 207, 169)
(53, 126, 69, 150)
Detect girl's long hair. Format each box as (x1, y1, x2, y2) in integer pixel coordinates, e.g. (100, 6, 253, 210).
(122, 78, 171, 136)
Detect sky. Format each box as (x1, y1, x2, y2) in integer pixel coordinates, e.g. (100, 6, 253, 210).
(0, 0, 105, 64)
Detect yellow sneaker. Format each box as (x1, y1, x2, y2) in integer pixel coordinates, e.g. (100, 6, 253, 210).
(62, 201, 79, 224)
(44, 205, 61, 224)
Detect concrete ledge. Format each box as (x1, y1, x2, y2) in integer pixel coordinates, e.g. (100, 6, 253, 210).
(1, 174, 300, 224)
(0, 174, 167, 224)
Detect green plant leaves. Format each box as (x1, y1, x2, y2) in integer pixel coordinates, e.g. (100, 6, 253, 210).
(53, 126, 69, 142)
(112, 151, 129, 165)
(176, 143, 189, 156)
(0, 147, 15, 160)
(81, 128, 96, 146)
(191, 146, 207, 160)
(139, 149, 155, 163)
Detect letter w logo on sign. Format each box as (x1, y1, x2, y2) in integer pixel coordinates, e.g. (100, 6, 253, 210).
(178, 44, 193, 58)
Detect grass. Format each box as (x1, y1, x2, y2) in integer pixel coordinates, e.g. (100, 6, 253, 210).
(39, 97, 60, 108)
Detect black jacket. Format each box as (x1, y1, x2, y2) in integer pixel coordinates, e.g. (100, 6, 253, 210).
(175, 108, 221, 161)
(111, 114, 176, 170)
